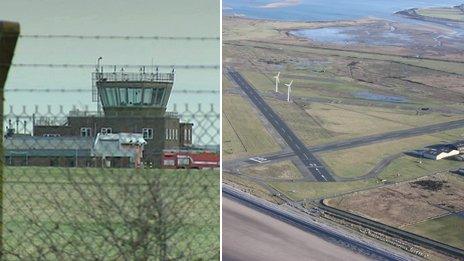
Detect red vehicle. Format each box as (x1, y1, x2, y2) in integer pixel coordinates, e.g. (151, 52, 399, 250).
(161, 150, 219, 169)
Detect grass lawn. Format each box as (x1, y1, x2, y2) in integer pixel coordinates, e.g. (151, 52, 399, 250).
(223, 172, 281, 204)
(243, 160, 302, 180)
(222, 93, 280, 160)
(378, 157, 463, 181)
(3, 167, 219, 260)
(405, 214, 464, 249)
(320, 127, 464, 178)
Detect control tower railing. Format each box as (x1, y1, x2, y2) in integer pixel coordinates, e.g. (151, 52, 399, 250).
(93, 72, 174, 83)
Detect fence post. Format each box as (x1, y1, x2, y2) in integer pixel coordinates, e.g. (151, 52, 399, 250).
(0, 21, 20, 257)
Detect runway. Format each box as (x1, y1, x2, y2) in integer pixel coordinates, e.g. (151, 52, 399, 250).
(227, 68, 334, 182)
(222, 197, 371, 261)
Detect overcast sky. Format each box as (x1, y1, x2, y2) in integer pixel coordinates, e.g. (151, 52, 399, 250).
(1, 0, 220, 113)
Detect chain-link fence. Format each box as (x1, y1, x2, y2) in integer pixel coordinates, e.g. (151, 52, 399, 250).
(2, 103, 220, 260)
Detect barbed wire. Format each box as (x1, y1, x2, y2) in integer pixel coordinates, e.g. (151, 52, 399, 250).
(0, 63, 219, 69)
(5, 88, 219, 94)
(1, 33, 219, 41)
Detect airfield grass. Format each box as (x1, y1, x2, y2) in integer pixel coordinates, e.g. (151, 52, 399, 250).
(264, 95, 464, 147)
(223, 172, 281, 204)
(269, 179, 377, 202)
(417, 7, 464, 22)
(243, 160, 303, 180)
(320, 127, 464, 178)
(222, 93, 280, 160)
(405, 214, 464, 249)
(3, 166, 219, 260)
(240, 69, 366, 99)
(222, 74, 235, 89)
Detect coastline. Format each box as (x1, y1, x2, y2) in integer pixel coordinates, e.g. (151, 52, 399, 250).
(395, 4, 464, 25)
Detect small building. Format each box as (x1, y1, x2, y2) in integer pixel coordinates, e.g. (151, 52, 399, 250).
(92, 133, 146, 168)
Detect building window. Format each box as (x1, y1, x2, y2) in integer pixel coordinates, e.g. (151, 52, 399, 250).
(174, 129, 178, 140)
(143, 128, 153, 139)
(184, 129, 188, 141)
(81, 127, 92, 137)
(165, 129, 169, 140)
(101, 127, 112, 135)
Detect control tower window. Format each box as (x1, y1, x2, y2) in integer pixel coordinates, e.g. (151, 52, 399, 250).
(128, 88, 142, 105)
(154, 88, 164, 105)
(119, 88, 128, 105)
(106, 88, 118, 107)
(143, 88, 153, 105)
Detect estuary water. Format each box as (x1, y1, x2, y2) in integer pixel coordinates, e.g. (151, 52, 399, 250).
(223, 0, 463, 22)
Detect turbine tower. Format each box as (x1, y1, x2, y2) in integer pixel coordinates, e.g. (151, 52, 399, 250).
(285, 80, 293, 102)
(274, 72, 280, 92)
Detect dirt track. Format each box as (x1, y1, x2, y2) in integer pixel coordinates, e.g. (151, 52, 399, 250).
(222, 197, 369, 261)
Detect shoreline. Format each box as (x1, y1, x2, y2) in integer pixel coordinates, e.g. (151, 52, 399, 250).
(395, 5, 464, 25)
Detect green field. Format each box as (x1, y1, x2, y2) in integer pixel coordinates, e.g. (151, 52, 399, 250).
(223, 93, 280, 160)
(3, 167, 219, 260)
(405, 214, 464, 249)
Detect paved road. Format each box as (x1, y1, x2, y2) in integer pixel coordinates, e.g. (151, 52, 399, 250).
(230, 118, 464, 168)
(223, 185, 412, 261)
(227, 69, 334, 182)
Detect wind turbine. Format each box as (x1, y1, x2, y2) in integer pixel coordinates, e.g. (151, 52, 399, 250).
(285, 80, 293, 102)
(274, 72, 280, 92)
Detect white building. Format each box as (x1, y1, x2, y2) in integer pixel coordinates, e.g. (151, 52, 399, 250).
(92, 133, 146, 168)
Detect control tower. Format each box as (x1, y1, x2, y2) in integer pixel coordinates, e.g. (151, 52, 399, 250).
(93, 67, 175, 117)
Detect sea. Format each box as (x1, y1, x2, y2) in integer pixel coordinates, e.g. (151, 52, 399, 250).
(223, 0, 463, 22)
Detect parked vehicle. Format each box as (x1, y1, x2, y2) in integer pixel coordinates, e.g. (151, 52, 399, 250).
(161, 150, 219, 169)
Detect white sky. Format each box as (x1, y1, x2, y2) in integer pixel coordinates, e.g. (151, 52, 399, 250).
(1, 0, 220, 113)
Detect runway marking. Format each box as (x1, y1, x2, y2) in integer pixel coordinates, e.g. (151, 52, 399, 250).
(249, 157, 268, 163)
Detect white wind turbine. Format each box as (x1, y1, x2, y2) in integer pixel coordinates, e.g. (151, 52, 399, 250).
(285, 80, 293, 102)
(274, 72, 280, 92)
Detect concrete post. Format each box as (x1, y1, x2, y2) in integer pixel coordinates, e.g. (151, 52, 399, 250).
(0, 20, 20, 256)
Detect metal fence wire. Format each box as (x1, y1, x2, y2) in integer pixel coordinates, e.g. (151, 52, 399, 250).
(1, 104, 220, 260)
